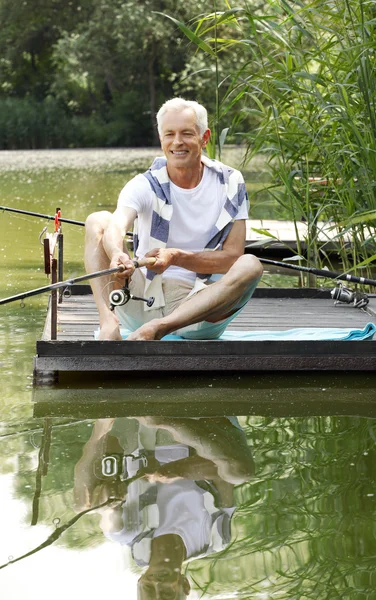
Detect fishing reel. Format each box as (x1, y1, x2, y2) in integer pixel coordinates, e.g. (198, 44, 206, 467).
(109, 281, 155, 311)
(95, 452, 149, 481)
(331, 285, 369, 309)
(99, 454, 124, 480)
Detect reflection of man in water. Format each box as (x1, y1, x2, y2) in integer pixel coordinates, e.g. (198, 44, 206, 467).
(74, 416, 254, 600)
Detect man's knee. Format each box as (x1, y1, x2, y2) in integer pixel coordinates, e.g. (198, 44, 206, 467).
(230, 254, 263, 285)
(217, 454, 255, 484)
(85, 211, 112, 237)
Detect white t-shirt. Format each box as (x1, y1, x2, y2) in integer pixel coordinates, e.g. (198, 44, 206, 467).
(152, 480, 235, 560)
(117, 166, 248, 284)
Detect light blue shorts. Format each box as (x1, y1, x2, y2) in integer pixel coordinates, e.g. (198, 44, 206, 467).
(115, 270, 259, 340)
(175, 278, 259, 340)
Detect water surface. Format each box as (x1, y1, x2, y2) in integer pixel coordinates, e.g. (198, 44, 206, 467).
(0, 149, 375, 600)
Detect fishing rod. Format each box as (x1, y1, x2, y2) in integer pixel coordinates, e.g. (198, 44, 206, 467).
(0, 205, 134, 236)
(0, 465, 147, 570)
(0, 257, 156, 306)
(0, 497, 120, 569)
(0, 205, 85, 226)
(258, 257, 376, 288)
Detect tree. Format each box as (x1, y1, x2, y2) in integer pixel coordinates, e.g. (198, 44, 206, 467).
(51, 0, 211, 145)
(0, 0, 92, 98)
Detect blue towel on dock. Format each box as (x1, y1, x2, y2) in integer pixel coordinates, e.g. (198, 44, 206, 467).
(95, 322, 376, 341)
(218, 322, 376, 341)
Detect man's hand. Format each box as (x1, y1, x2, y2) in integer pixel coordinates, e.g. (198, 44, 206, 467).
(144, 248, 179, 274)
(110, 252, 136, 280)
(75, 479, 128, 511)
(142, 221, 247, 276)
(139, 456, 221, 484)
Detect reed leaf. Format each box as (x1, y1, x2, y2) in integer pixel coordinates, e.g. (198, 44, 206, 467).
(154, 12, 216, 56)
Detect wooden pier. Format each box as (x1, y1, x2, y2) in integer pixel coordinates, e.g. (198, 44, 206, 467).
(33, 286, 376, 385)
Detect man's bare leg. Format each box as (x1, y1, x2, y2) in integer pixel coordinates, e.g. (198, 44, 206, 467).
(127, 254, 263, 341)
(85, 211, 125, 341)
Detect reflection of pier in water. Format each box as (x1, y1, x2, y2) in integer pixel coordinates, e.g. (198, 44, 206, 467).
(32, 374, 376, 419)
(23, 407, 376, 600)
(22, 412, 255, 598)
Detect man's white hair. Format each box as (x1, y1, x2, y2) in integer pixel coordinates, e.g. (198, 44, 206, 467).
(156, 98, 208, 137)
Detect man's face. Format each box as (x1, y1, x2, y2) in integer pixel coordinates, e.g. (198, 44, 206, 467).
(159, 108, 210, 171)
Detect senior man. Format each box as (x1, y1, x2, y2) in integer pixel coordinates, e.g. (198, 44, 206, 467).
(85, 97, 262, 341)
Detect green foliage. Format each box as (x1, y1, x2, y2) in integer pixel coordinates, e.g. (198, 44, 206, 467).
(0, 93, 157, 149)
(0, 0, 92, 99)
(0, 0, 214, 149)
(188, 415, 376, 599)
(167, 0, 376, 277)
(2, 0, 376, 278)
(0, 97, 72, 149)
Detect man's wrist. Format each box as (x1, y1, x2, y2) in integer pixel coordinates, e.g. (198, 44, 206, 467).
(169, 248, 182, 266)
(110, 250, 130, 263)
(108, 250, 122, 265)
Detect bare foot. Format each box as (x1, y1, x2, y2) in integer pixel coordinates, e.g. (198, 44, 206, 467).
(126, 319, 163, 341)
(98, 312, 123, 341)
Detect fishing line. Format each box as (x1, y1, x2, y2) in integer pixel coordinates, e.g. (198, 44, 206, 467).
(0, 420, 90, 441)
(100, 279, 120, 303)
(257, 257, 376, 288)
(1, 212, 38, 226)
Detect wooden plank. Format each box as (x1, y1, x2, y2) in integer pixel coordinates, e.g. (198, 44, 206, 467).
(65, 287, 335, 299)
(35, 339, 376, 357)
(34, 353, 376, 372)
(57, 293, 376, 330)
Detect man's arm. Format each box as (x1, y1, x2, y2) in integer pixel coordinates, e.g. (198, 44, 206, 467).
(141, 455, 236, 507)
(145, 219, 246, 275)
(102, 206, 138, 277)
(142, 455, 219, 483)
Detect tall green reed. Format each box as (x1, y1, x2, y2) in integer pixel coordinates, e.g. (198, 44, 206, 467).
(163, 0, 376, 281)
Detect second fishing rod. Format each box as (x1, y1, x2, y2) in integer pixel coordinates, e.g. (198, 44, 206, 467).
(0, 205, 134, 236)
(2, 204, 375, 288)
